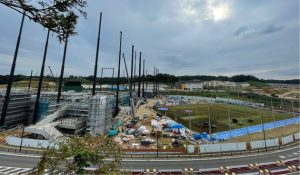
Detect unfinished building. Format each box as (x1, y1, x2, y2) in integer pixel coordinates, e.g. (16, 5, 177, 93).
(87, 95, 116, 136)
(0, 92, 32, 127)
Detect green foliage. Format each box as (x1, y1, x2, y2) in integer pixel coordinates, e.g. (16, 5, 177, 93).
(30, 135, 123, 175)
(0, 0, 87, 41)
(231, 75, 259, 82)
(248, 80, 269, 88)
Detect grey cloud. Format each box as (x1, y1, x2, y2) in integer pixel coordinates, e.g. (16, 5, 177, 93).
(260, 24, 285, 35)
(233, 26, 257, 38)
(234, 24, 285, 38)
(0, 0, 298, 80)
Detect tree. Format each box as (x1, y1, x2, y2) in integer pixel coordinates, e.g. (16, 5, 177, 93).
(0, 0, 87, 41)
(30, 135, 123, 175)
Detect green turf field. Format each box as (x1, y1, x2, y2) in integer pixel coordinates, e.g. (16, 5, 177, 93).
(166, 104, 294, 133)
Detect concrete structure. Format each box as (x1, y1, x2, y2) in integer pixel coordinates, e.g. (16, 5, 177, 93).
(87, 95, 116, 136)
(0, 92, 32, 127)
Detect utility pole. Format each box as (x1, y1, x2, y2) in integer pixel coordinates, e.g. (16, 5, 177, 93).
(227, 101, 232, 138)
(92, 12, 103, 96)
(115, 31, 122, 115)
(57, 34, 69, 103)
(156, 68, 159, 97)
(142, 59, 145, 98)
(138, 52, 142, 97)
(27, 70, 33, 93)
(0, 12, 25, 127)
(99, 68, 104, 91)
(130, 45, 134, 100)
(152, 66, 156, 97)
(270, 98, 275, 127)
(133, 51, 136, 92)
(32, 29, 51, 124)
(208, 103, 212, 136)
(258, 97, 267, 150)
(146, 69, 148, 90)
(281, 99, 287, 126)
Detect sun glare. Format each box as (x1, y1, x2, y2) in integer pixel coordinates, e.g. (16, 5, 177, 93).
(180, 1, 231, 23)
(211, 5, 230, 22)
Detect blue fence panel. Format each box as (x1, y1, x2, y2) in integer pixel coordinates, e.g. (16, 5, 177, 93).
(211, 116, 300, 140)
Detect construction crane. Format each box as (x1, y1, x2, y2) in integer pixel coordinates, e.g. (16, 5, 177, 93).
(122, 53, 135, 119)
(48, 66, 59, 91)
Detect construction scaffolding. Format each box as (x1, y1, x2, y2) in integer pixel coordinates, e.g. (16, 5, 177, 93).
(87, 95, 116, 136)
(0, 92, 32, 126)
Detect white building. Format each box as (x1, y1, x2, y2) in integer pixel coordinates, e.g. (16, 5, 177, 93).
(203, 81, 250, 88)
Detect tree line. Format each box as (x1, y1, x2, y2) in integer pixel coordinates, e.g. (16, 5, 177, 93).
(0, 74, 299, 85)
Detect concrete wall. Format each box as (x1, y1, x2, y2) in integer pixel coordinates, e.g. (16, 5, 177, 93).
(281, 135, 294, 145)
(250, 139, 279, 149)
(199, 142, 246, 153)
(6, 136, 56, 148)
(294, 132, 300, 140)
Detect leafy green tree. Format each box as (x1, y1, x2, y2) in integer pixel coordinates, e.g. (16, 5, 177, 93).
(0, 0, 87, 41)
(30, 135, 123, 175)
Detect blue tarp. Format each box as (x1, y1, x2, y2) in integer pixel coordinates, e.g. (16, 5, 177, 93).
(194, 133, 201, 139)
(158, 107, 168, 111)
(201, 132, 208, 138)
(170, 124, 184, 129)
(212, 116, 300, 140)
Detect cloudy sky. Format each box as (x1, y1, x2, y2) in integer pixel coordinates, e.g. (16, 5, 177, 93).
(0, 0, 299, 80)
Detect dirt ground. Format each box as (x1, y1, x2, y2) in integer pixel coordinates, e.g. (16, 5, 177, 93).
(0, 128, 22, 144)
(226, 124, 300, 142)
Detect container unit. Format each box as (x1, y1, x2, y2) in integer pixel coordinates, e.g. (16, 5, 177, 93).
(87, 95, 116, 136)
(0, 92, 32, 126)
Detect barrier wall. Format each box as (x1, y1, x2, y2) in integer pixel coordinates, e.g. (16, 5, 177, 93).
(281, 135, 294, 145)
(212, 116, 300, 140)
(6, 136, 56, 148)
(250, 139, 279, 149)
(199, 142, 246, 153)
(294, 132, 300, 140)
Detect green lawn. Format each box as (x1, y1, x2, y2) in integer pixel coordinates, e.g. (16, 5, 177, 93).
(166, 104, 294, 133)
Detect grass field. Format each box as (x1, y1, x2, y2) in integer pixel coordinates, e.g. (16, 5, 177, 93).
(161, 90, 300, 110)
(166, 104, 295, 133)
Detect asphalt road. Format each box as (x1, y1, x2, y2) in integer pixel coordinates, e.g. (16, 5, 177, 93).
(0, 146, 299, 171)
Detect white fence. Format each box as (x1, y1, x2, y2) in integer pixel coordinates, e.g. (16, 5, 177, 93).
(250, 139, 279, 149)
(197, 132, 299, 153)
(281, 135, 294, 145)
(6, 136, 57, 148)
(199, 142, 246, 153)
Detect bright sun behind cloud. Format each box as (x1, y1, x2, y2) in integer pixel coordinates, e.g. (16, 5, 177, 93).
(210, 4, 230, 22)
(180, 0, 231, 23)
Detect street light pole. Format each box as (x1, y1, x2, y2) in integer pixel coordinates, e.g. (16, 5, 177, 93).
(227, 102, 232, 138)
(156, 130, 159, 158)
(208, 103, 212, 136)
(19, 124, 25, 152)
